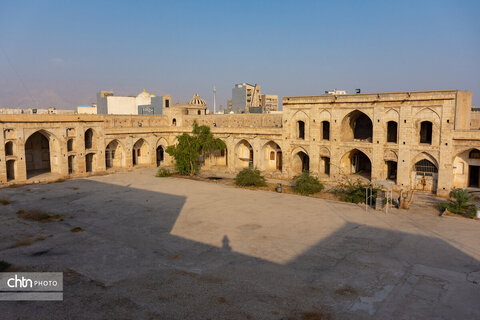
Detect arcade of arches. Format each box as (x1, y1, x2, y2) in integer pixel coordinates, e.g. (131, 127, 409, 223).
(1, 90, 479, 197)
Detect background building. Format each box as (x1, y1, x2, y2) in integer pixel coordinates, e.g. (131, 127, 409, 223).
(231, 83, 261, 113)
(231, 83, 279, 113)
(0, 107, 74, 115)
(96, 90, 171, 115)
(260, 94, 279, 112)
(171, 93, 208, 116)
(77, 104, 97, 114)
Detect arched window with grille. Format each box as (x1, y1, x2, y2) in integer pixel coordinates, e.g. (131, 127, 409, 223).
(414, 159, 437, 176)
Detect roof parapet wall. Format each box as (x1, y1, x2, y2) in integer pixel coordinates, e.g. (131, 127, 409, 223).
(283, 90, 464, 106)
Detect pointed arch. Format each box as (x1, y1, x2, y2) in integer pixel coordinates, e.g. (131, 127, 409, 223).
(415, 107, 441, 121)
(319, 147, 330, 158)
(411, 152, 439, 169)
(25, 130, 60, 178)
(235, 139, 253, 169)
(261, 140, 282, 171)
(84, 128, 95, 149)
(105, 139, 126, 169)
(341, 110, 373, 142)
(132, 138, 151, 166)
(292, 148, 309, 174)
(318, 109, 331, 122)
(340, 148, 372, 180)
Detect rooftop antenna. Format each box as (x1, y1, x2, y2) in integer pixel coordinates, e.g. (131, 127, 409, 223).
(213, 85, 216, 114)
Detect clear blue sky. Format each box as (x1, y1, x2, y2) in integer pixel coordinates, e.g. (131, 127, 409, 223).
(0, 0, 479, 109)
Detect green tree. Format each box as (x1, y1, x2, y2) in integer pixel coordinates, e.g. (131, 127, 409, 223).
(440, 188, 477, 218)
(166, 121, 226, 176)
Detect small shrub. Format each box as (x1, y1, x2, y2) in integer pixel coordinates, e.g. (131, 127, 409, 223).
(0, 261, 12, 272)
(439, 188, 477, 218)
(156, 168, 172, 177)
(16, 209, 64, 222)
(54, 178, 65, 183)
(235, 168, 266, 187)
(9, 238, 33, 249)
(332, 180, 379, 204)
(70, 227, 85, 232)
(0, 197, 10, 205)
(293, 171, 324, 195)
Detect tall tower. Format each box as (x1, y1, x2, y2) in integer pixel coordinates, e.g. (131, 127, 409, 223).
(213, 86, 216, 114)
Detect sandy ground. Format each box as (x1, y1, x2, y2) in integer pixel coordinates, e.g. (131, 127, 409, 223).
(0, 168, 479, 319)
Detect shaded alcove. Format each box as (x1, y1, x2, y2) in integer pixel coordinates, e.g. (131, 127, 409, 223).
(25, 131, 51, 178)
(342, 110, 373, 142)
(105, 140, 125, 169)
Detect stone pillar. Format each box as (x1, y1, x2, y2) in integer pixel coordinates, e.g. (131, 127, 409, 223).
(76, 125, 86, 174)
(397, 106, 412, 189)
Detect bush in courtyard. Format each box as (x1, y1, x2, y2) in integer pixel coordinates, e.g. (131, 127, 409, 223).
(439, 188, 477, 218)
(331, 180, 379, 204)
(235, 168, 267, 187)
(156, 168, 172, 177)
(0, 197, 10, 205)
(293, 171, 324, 195)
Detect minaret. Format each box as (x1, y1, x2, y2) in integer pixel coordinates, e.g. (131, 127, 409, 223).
(213, 86, 216, 114)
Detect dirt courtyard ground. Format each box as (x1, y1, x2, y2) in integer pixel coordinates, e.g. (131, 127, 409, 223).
(0, 168, 479, 319)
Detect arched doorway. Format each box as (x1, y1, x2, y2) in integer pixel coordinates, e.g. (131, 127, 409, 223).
(297, 121, 305, 139)
(452, 148, 480, 189)
(6, 160, 15, 181)
(413, 158, 438, 192)
(105, 140, 124, 169)
(468, 149, 480, 187)
(132, 139, 150, 166)
(208, 141, 228, 167)
(342, 110, 373, 142)
(321, 121, 330, 140)
(293, 150, 309, 174)
(235, 140, 253, 169)
(67, 139, 74, 152)
(419, 121, 433, 144)
(387, 121, 398, 143)
(86, 153, 95, 173)
(341, 149, 372, 180)
(156, 146, 164, 166)
(68, 155, 75, 174)
(5, 141, 13, 156)
(85, 128, 94, 149)
(261, 141, 282, 171)
(25, 131, 51, 178)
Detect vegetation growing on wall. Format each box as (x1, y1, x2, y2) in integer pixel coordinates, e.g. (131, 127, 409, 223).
(235, 168, 267, 187)
(439, 188, 477, 218)
(166, 121, 226, 176)
(293, 171, 324, 195)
